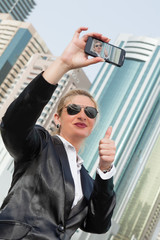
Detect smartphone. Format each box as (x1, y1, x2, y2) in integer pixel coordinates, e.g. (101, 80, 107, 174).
(85, 36, 126, 67)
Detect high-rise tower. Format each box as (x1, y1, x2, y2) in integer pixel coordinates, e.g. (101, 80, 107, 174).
(73, 34, 160, 240)
(0, 0, 36, 21)
(0, 13, 51, 104)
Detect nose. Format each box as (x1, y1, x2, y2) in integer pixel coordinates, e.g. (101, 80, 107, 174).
(77, 108, 86, 120)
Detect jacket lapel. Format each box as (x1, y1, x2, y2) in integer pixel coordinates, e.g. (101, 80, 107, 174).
(80, 165, 94, 201)
(67, 167, 94, 220)
(52, 136, 75, 221)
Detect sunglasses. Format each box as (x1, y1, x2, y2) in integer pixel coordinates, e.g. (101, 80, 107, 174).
(65, 104, 98, 119)
(95, 44, 102, 47)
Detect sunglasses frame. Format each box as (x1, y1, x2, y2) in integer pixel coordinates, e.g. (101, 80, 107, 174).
(65, 104, 98, 119)
(95, 44, 102, 47)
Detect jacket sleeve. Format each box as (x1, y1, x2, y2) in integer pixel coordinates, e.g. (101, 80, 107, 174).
(0, 72, 57, 160)
(81, 174, 116, 234)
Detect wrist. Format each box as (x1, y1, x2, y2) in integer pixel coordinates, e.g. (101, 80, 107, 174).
(99, 164, 113, 173)
(97, 165, 116, 180)
(58, 56, 72, 72)
(43, 57, 70, 85)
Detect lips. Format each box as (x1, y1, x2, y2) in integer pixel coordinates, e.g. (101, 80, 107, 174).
(74, 123, 87, 128)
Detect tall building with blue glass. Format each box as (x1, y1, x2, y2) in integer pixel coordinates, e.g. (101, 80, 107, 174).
(0, 13, 51, 103)
(73, 34, 160, 240)
(0, 0, 36, 21)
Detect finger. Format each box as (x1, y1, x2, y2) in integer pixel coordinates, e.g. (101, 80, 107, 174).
(103, 37, 111, 43)
(81, 33, 102, 43)
(99, 142, 116, 151)
(82, 32, 110, 43)
(99, 149, 116, 156)
(74, 27, 88, 39)
(104, 126, 112, 139)
(93, 35, 110, 43)
(83, 57, 104, 67)
(77, 26, 88, 33)
(87, 33, 110, 43)
(100, 155, 115, 162)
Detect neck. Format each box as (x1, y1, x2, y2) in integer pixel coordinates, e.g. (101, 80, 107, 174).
(59, 133, 84, 153)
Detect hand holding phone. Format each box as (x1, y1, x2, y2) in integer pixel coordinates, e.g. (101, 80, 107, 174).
(85, 37, 126, 67)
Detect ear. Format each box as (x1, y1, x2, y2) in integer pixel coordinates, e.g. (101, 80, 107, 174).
(54, 113, 61, 126)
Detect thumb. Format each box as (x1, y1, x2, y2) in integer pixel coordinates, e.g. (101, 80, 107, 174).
(85, 57, 104, 66)
(104, 126, 112, 139)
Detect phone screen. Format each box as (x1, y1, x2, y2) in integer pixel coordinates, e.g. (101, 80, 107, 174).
(85, 37, 125, 67)
(91, 39, 122, 65)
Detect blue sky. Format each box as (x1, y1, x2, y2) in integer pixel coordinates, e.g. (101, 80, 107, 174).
(27, 0, 160, 82)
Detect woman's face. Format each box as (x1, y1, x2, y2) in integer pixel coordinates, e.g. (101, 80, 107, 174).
(55, 95, 97, 142)
(94, 42, 102, 54)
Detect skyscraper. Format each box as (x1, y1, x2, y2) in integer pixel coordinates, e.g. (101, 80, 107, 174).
(0, 13, 51, 104)
(0, 0, 36, 21)
(72, 34, 160, 240)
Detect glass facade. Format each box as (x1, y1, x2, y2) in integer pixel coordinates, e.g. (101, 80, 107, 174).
(113, 99, 160, 240)
(77, 34, 160, 240)
(0, 14, 51, 101)
(81, 59, 144, 172)
(0, 28, 32, 84)
(0, 0, 36, 21)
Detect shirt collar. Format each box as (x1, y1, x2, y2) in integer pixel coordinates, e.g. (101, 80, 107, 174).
(56, 135, 84, 167)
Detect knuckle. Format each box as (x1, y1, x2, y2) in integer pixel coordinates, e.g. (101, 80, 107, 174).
(99, 150, 103, 156)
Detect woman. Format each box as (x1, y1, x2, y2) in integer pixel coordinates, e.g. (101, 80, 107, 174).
(92, 39, 103, 56)
(92, 39, 109, 59)
(0, 27, 116, 240)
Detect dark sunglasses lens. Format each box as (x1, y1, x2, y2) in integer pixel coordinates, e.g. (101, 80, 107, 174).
(67, 104, 81, 115)
(96, 44, 102, 47)
(85, 107, 98, 119)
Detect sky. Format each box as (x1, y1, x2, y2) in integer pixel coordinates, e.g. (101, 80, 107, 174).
(26, 0, 160, 82)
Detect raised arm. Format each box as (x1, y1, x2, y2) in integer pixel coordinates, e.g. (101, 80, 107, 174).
(0, 74, 57, 160)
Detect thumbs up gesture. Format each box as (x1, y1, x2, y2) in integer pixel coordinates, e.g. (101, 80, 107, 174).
(99, 126, 116, 172)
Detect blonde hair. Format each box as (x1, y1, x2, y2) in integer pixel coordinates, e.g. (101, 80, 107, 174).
(54, 89, 98, 135)
(91, 39, 103, 53)
(93, 39, 102, 47)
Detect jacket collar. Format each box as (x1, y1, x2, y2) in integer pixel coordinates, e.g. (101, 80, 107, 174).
(52, 135, 75, 221)
(57, 135, 84, 169)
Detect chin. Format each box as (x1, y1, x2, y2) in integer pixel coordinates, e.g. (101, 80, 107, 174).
(75, 131, 90, 139)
